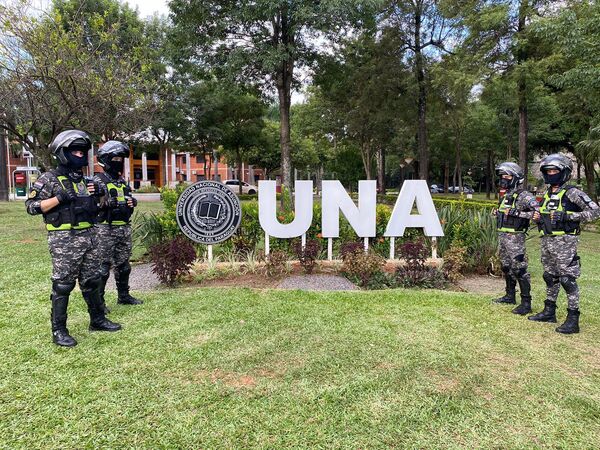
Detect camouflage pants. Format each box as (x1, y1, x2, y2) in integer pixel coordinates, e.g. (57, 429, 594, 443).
(96, 224, 132, 276)
(498, 232, 530, 282)
(47, 228, 100, 284)
(540, 235, 580, 309)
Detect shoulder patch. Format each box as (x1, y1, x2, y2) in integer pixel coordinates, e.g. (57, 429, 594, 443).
(33, 180, 44, 189)
(28, 190, 38, 199)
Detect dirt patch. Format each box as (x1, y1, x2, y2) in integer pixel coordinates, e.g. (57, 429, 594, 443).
(194, 273, 283, 289)
(457, 275, 505, 295)
(425, 370, 461, 394)
(17, 239, 37, 244)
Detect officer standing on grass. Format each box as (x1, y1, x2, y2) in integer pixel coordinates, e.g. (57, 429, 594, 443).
(492, 162, 540, 315)
(529, 153, 600, 334)
(25, 130, 122, 347)
(94, 140, 142, 313)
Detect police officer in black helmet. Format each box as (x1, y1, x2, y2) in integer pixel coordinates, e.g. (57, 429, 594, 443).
(492, 162, 540, 314)
(25, 130, 122, 347)
(94, 140, 142, 313)
(530, 153, 600, 333)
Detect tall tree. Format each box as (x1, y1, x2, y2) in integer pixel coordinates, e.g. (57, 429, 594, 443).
(168, 0, 378, 197)
(381, 0, 462, 182)
(0, 0, 162, 164)
(461, 0, 553, 177)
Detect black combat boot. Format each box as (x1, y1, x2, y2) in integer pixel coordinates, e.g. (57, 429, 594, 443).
(528, 299, 557, 323)
(50, 281, 77, 347)
(99, 272, 111, 315)
(115, 262, 143, 305)
(493, 274, 517, 304)
(81, 277, 122, 332)
(512, 277, 532, 315)
(556, 308, 580, 334)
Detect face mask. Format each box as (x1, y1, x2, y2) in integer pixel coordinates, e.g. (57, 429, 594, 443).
(107, 159, 124, 177)
(65, 150, 88, 169)
(543, 172, 563, 185)
(498, 178, 512, 189)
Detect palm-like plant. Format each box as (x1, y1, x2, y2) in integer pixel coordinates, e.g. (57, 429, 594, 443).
(575, 125, 600, 200)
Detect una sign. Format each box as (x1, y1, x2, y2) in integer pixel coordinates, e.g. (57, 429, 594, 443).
(258, 180, 444, 238)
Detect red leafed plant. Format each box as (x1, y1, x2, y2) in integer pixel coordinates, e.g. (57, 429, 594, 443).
(150, 236, 197, 285)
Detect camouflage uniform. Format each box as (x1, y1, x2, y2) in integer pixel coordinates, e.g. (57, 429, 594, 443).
(539, 187, 600, 310)
(494, 188, 539, 313)
(93, 172, 140, 307)
(26, 169, 100, 286)
(498, 189, 539, 282)
(26, 165, 120, 347)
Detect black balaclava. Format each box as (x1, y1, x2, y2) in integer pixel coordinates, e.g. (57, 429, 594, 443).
(498, 177, 512, 190)
(63, 140, 89, 170)
(542, 170, 563, 186)
(106, 157, 125, 179)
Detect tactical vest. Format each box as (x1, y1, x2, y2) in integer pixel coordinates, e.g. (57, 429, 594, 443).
(44, 174, 96, 231)
(497, 190, 530, 233)
(538, 186, 581, 236)
(97, 174, 133, 226)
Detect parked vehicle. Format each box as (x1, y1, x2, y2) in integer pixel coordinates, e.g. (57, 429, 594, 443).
(448, 185, 475, 194)
(224, 179, 258, 195)
(430, 184, 444, 193)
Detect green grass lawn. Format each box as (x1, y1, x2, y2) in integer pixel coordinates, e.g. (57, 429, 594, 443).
(1, 200, 600, 448)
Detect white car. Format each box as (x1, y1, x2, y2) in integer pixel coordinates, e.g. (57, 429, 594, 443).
(224, 179, 258, 195)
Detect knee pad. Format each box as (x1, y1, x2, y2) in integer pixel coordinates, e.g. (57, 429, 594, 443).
(501, 265, 510, 275)
(52, 280, 76, 296)
(543, 271, 559, 286)
(514, 267, 528, 280)
(514, 254, 525, 263)
(80, 275, 102, 292)
(559, 275, 578, 294)
(116, 261, 131, 277)
(100, 262, 111, 278)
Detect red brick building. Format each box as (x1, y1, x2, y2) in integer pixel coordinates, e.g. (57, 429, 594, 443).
(7, 145, 267, 192)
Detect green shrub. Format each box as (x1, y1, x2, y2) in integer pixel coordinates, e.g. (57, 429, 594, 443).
(135, 185, 160, 193)
(442, 241, 468, 282)
(437, 204, 498, 274)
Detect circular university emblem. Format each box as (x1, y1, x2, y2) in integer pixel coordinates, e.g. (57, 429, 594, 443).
(176, 181, 242, 244)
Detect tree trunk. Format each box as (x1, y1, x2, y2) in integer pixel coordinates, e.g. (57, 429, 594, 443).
(455, 140, 462, 192)
(316, 164, 323, 195)
(0, 125, 8, 201)
(360, 141, 372, 180)
(415, 11, 429, 182)
(517, 0, 529, 178)
(452, 164, 457, 192)
(486, 149, 493, 200)
(275, 11, 294, 207)
(376, 147, 385, 194)
(237, 152, 243, 195)
(583, 159, 597, 201)
(444, 160, 450, 193)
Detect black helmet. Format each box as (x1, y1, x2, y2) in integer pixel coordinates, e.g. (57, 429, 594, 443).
(539, 153, 573, 186)
(495, 161, 525, 190)
(49, 130, 92, 166)
(98, 140, 129, 177)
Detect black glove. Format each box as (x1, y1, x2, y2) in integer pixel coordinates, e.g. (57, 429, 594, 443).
(107, 197, 120, 208)
(506, 208, 520, 217)
(551, 211, 567, 224)
(56, 189, 76, 204)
